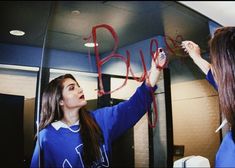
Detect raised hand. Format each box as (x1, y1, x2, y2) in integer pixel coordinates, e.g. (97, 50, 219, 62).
(148, 48, 167, 87)
(153, 48, 167, 69)
(181, 40, 211, 75)
(181, 40, 201, 61)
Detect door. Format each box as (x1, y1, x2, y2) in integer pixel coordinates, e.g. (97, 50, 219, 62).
(111, 98, 134, 168)
(0, 93, 24, 167)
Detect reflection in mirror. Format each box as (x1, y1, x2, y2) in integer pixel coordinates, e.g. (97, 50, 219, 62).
(0, 1, 222, 167)
(49, 68, 98, 111)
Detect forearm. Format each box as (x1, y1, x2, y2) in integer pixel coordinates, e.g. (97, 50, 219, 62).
(193, 56, 211, 75)
(147, 68, 161, 87)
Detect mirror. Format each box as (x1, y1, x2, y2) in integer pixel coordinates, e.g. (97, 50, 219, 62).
(0, 1, 220, 167)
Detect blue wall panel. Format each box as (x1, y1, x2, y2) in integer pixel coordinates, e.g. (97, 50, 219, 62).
(0, 43, 42, 67)
(0, 43, 97, 73)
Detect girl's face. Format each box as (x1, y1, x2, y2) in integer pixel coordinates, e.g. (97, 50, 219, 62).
(59, 78, 87, 111)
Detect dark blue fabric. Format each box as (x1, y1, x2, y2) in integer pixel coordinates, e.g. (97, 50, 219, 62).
(30, 82, 157, 168)
(206, 69, 218, 90)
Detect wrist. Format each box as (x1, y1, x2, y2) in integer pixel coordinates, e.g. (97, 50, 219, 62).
(192, 55, 202, 62)
(149, 69, 160, 87)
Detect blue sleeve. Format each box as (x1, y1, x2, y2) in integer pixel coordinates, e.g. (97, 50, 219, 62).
(206, 69, 218, 91)
(94, 82, 157, 142)
(30, 138, 41, 168)
(30, 131, 52, 168)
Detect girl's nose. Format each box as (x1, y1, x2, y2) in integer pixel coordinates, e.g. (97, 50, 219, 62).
(78, 87, 83, 93)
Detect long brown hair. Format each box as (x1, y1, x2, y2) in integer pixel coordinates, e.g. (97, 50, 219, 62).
(209, 27, 235, 142)
(39, 74, 104, 167)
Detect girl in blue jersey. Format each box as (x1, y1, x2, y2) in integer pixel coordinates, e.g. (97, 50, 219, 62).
(30, 48, 167, 168)
(181, 27, 235, 167)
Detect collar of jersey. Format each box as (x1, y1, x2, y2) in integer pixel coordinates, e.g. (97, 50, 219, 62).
(51, 120, 79, 131)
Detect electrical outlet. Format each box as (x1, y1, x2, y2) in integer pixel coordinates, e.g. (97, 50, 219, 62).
(173, 145, 184, 156)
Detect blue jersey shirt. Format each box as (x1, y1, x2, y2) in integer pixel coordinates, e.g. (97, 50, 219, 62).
(30, 82, 157, 168)
(206, 69, 235, 167)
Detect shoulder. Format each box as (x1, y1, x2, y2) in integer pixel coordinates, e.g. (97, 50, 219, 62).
(38, 124, 56, 141)
(91, 107, 110, 122)
(39, 124, 54, 134)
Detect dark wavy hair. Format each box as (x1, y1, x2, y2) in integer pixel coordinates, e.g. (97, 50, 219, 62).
(209, 27, 235, 142)
(39, 74, 104, 167)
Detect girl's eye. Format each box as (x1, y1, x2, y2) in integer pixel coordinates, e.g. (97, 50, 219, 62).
(69, 86, 74, 90)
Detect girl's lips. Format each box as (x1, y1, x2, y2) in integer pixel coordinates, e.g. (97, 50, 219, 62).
(80, 95, 85, 99)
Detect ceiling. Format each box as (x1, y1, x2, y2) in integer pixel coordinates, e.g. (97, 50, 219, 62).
(0, 1, 212, 56)
(178, 1, 235, 26)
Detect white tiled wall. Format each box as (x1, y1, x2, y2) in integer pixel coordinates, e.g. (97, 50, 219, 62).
(171, 79, 220, 167)
(0, 70, 37, 99)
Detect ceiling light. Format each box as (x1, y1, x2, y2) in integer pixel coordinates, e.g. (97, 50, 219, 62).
(71, 10, 80, 15)
(84, 42, 98, 48)
(9, 30, 25, 36)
